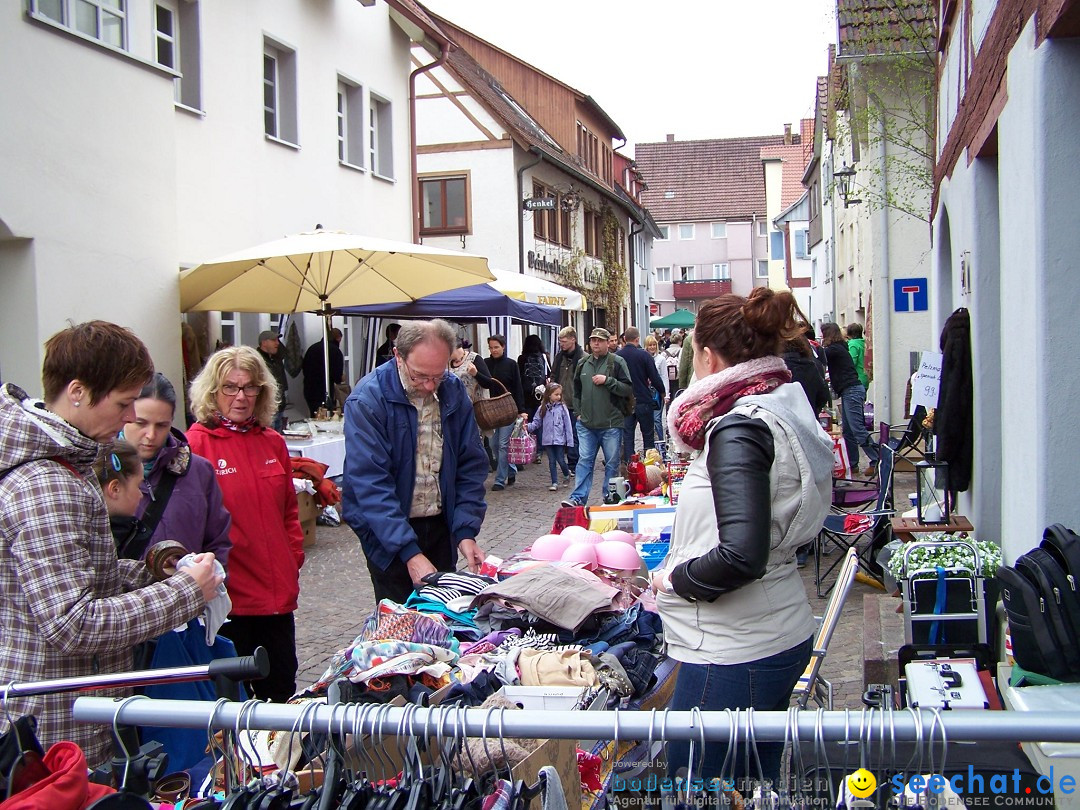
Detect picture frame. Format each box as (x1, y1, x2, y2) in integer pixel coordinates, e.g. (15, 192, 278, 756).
(633, 507, 677, 536)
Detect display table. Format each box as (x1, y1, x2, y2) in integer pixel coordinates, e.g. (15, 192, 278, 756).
(890, 514, 974, 543)
(285, 433, 345, 479)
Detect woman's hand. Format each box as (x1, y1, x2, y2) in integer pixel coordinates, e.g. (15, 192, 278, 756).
(466, 362, 477, 376)
(183, 553, 224, 604)
(651, 570, 673, 595)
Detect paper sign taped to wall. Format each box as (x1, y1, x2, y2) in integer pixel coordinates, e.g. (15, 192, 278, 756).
(911, 351, 943, 409)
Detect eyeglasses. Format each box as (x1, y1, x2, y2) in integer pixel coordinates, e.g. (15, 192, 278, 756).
(402, 359, 448, 387)
(220, 383, 263, 398)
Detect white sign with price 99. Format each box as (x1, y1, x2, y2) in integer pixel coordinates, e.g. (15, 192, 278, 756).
(910, 351, 943, 409)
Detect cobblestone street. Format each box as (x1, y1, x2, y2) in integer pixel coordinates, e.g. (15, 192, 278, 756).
(294, 456, 896, 707)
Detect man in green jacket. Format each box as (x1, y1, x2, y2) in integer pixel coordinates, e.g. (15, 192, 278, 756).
(846, 323, 869, 389)
(677, 330, 695, 391)
(562, 328, 633, 507)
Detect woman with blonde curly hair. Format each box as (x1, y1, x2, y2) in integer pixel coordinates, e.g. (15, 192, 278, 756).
(187, 346, 305, 702)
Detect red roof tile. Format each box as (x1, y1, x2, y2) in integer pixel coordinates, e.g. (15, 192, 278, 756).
(634, 135, 787, 222)
(837, 0, 935, 57)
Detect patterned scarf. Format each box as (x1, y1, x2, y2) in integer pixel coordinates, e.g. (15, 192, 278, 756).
(667, 355, 791, 452)
(214, 412, 258, 433)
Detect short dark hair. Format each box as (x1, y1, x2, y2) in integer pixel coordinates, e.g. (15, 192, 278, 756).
(488, 334, 507, 348)
(93, 438, 141, 487)
(138, 373, 177, 413)
(43, 321, 154, 405)
(846, 322, 864, 339)
(387, 323, 401, 338)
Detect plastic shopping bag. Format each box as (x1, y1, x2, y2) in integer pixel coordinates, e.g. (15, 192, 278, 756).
(831, 434, 851, 479)
(508, 420, 537, 466)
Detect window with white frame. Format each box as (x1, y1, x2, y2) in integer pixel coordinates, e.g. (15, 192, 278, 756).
(756, 260, 769, 278)
(678, 224, 694, 240)
(757, 221, 767, 237)
(154, 3, 175, 69)
(44, 0, 127, 49)
(220, 312, 237, 348)
(656, 225, 669, 241)
(337, 78, 364, 167)
(712, 263, 730, 280)
(655, 266, 671, 282)
(264, 38, 298, 145)
(711, 222, 727, 239)
(795, 229, 809, 259)
(679, 265, 696, 281)
(369, 94, 393, 178)
(161, 0, 201, 109)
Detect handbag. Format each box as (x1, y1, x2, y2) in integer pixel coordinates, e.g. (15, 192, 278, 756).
(507, 419, 536, 466)
(473, 377, 518, 431)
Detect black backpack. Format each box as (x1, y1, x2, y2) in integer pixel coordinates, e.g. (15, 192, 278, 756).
(522, 353, 548, 402)
(998, 524, 1080, 681)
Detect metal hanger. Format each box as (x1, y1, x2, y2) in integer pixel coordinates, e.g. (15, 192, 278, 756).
(85, 696, 153, 809)
(814, 707, 832, 808)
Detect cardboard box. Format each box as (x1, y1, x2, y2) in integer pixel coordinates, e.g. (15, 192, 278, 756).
(297, 491, 319, 546)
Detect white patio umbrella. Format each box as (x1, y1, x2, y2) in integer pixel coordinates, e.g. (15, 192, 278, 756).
(180, 228, 495, 408)
(488, 269, 587, 311)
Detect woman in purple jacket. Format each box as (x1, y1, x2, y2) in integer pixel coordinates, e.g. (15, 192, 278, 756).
(120, 373, 232, 565)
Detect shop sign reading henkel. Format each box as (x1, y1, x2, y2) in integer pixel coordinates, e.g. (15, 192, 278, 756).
(522, 196, 557, 211)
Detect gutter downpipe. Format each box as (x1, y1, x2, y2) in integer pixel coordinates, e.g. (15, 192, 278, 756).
(410, 41, 451, 244)
(874, 109, 892, 421)
(829, 153, 838, 323)
(630, 217, 643, 328)
(517, 148, 544, 274)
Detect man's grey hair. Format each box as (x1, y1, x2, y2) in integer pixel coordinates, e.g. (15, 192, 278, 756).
(395, 319, 456, 358)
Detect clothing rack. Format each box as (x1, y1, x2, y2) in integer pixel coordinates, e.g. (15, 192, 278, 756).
(72, 698, 1080, 745)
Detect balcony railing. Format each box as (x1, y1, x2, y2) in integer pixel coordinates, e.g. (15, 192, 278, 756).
(673, 279, 732, 299)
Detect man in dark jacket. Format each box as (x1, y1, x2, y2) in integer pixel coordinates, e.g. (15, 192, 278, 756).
(617, 327, 666, 462)
(375, 323, 400, 368)
(342, 319, 488, 603)
(301, 328, 345, 416)
(485, 335, 527, 491)
(550, 326, 584, 468)
(257, 330, 288, 430)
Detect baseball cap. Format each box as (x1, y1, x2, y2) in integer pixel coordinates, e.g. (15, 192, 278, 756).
(258, 330, 279, 343)
(589, 328, 611, 341)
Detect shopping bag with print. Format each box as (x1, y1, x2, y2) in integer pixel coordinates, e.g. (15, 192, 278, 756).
(508, 420, 537, 466)
(831, 434, 851, 479)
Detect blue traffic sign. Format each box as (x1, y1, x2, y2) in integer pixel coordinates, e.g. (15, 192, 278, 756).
(894, 278, 928, 312)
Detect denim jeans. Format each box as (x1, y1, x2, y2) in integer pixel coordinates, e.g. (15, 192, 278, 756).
(492, 422, 516, 486)
(665, 637, 812, 787)
(653, 406, 665, 445)
(840, 384, 879, 469)
(570, 424, 622, 504)
(544, 445, 570, 485)
(623, 401, 656, 462)
(566, 409, 579, 468)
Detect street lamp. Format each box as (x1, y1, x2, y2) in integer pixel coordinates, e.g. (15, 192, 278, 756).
(833, 164, 862, 208)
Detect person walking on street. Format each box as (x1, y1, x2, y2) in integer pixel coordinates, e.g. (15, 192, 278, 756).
(562, 328, 633, 507)
(485, 335, 528, 491)
(550, 326, 584, 471)
(301, 327, 345, 416)
(617, 327, 666, 462)
(342, 320, 488, 604)
(517, 334, 551, 422)
(845, 322, 869, 389)
(257, 330, 289, 430)
(821, 322, 879, 477)
(528, 383, 574, 490)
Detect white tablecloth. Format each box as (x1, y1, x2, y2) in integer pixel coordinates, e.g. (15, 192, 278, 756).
(286, 433, 345, 478)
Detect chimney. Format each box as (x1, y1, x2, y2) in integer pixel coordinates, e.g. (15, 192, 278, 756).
(666, 134, 675, 143)
(784, 124, 793, 145)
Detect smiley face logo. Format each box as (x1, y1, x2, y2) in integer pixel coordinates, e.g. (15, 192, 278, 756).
(846, 768, 877, 799)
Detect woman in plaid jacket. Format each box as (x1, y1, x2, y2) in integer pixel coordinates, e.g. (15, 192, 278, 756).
(0, 321, 222, 767)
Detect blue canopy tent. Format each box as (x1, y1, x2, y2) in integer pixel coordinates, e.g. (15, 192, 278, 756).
(337, 281, 561, 375)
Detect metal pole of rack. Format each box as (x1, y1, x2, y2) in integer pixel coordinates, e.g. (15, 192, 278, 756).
(73, 698, 1080, 744)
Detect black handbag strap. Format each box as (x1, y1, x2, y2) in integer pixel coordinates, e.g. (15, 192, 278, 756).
(117, 471, 180, 561)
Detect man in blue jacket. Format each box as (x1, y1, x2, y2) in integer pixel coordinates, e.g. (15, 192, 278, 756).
(342, 319, 488, 603)
(616, 326, 666, 463)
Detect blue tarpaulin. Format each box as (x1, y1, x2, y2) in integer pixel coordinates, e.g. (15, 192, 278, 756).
(337, 281, 561, 327)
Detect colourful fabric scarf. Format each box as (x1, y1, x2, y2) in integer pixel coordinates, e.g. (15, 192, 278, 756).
(214, 412, 258, 433)
(667, 355, 791, 452)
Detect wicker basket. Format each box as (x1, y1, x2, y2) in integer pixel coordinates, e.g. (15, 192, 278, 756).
(473, 378, 518, 431)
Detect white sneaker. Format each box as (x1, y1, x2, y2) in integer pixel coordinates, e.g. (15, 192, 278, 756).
(548, 484, 558, 491)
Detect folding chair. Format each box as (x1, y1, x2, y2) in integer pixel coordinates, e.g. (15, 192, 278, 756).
(794, 547, 859, 709)
(815, 443, 896, 597)
(879, 416, 928, 466)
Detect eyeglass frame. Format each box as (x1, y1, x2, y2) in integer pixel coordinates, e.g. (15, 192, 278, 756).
(397, 354, 449, 387)
(219, 383, 264, 398)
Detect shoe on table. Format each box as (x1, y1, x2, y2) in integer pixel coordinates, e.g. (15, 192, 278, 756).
(561, 498, 583, 508)
(548, 484, 558, 491)
(491, 483, 505, 492)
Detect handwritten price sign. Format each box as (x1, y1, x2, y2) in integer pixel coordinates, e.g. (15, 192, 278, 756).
(911, 351, 942, 409)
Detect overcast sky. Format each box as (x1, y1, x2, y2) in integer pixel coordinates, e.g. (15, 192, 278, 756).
(421, 0, 838, 155)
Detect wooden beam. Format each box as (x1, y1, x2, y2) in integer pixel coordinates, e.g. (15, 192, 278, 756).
(415, 90, 470, 100)
(417, 139, 513, 153)
(420, 70, 499, 142)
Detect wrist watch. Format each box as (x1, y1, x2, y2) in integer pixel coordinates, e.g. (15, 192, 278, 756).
(659, 571, 674, 594)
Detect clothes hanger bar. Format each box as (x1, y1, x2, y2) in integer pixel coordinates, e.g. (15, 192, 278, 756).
(72, 699, 1080, 744)
(3, 652, 266, 698)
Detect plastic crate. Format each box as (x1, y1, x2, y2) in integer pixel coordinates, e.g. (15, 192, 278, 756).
(639, 542, 669, 570)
